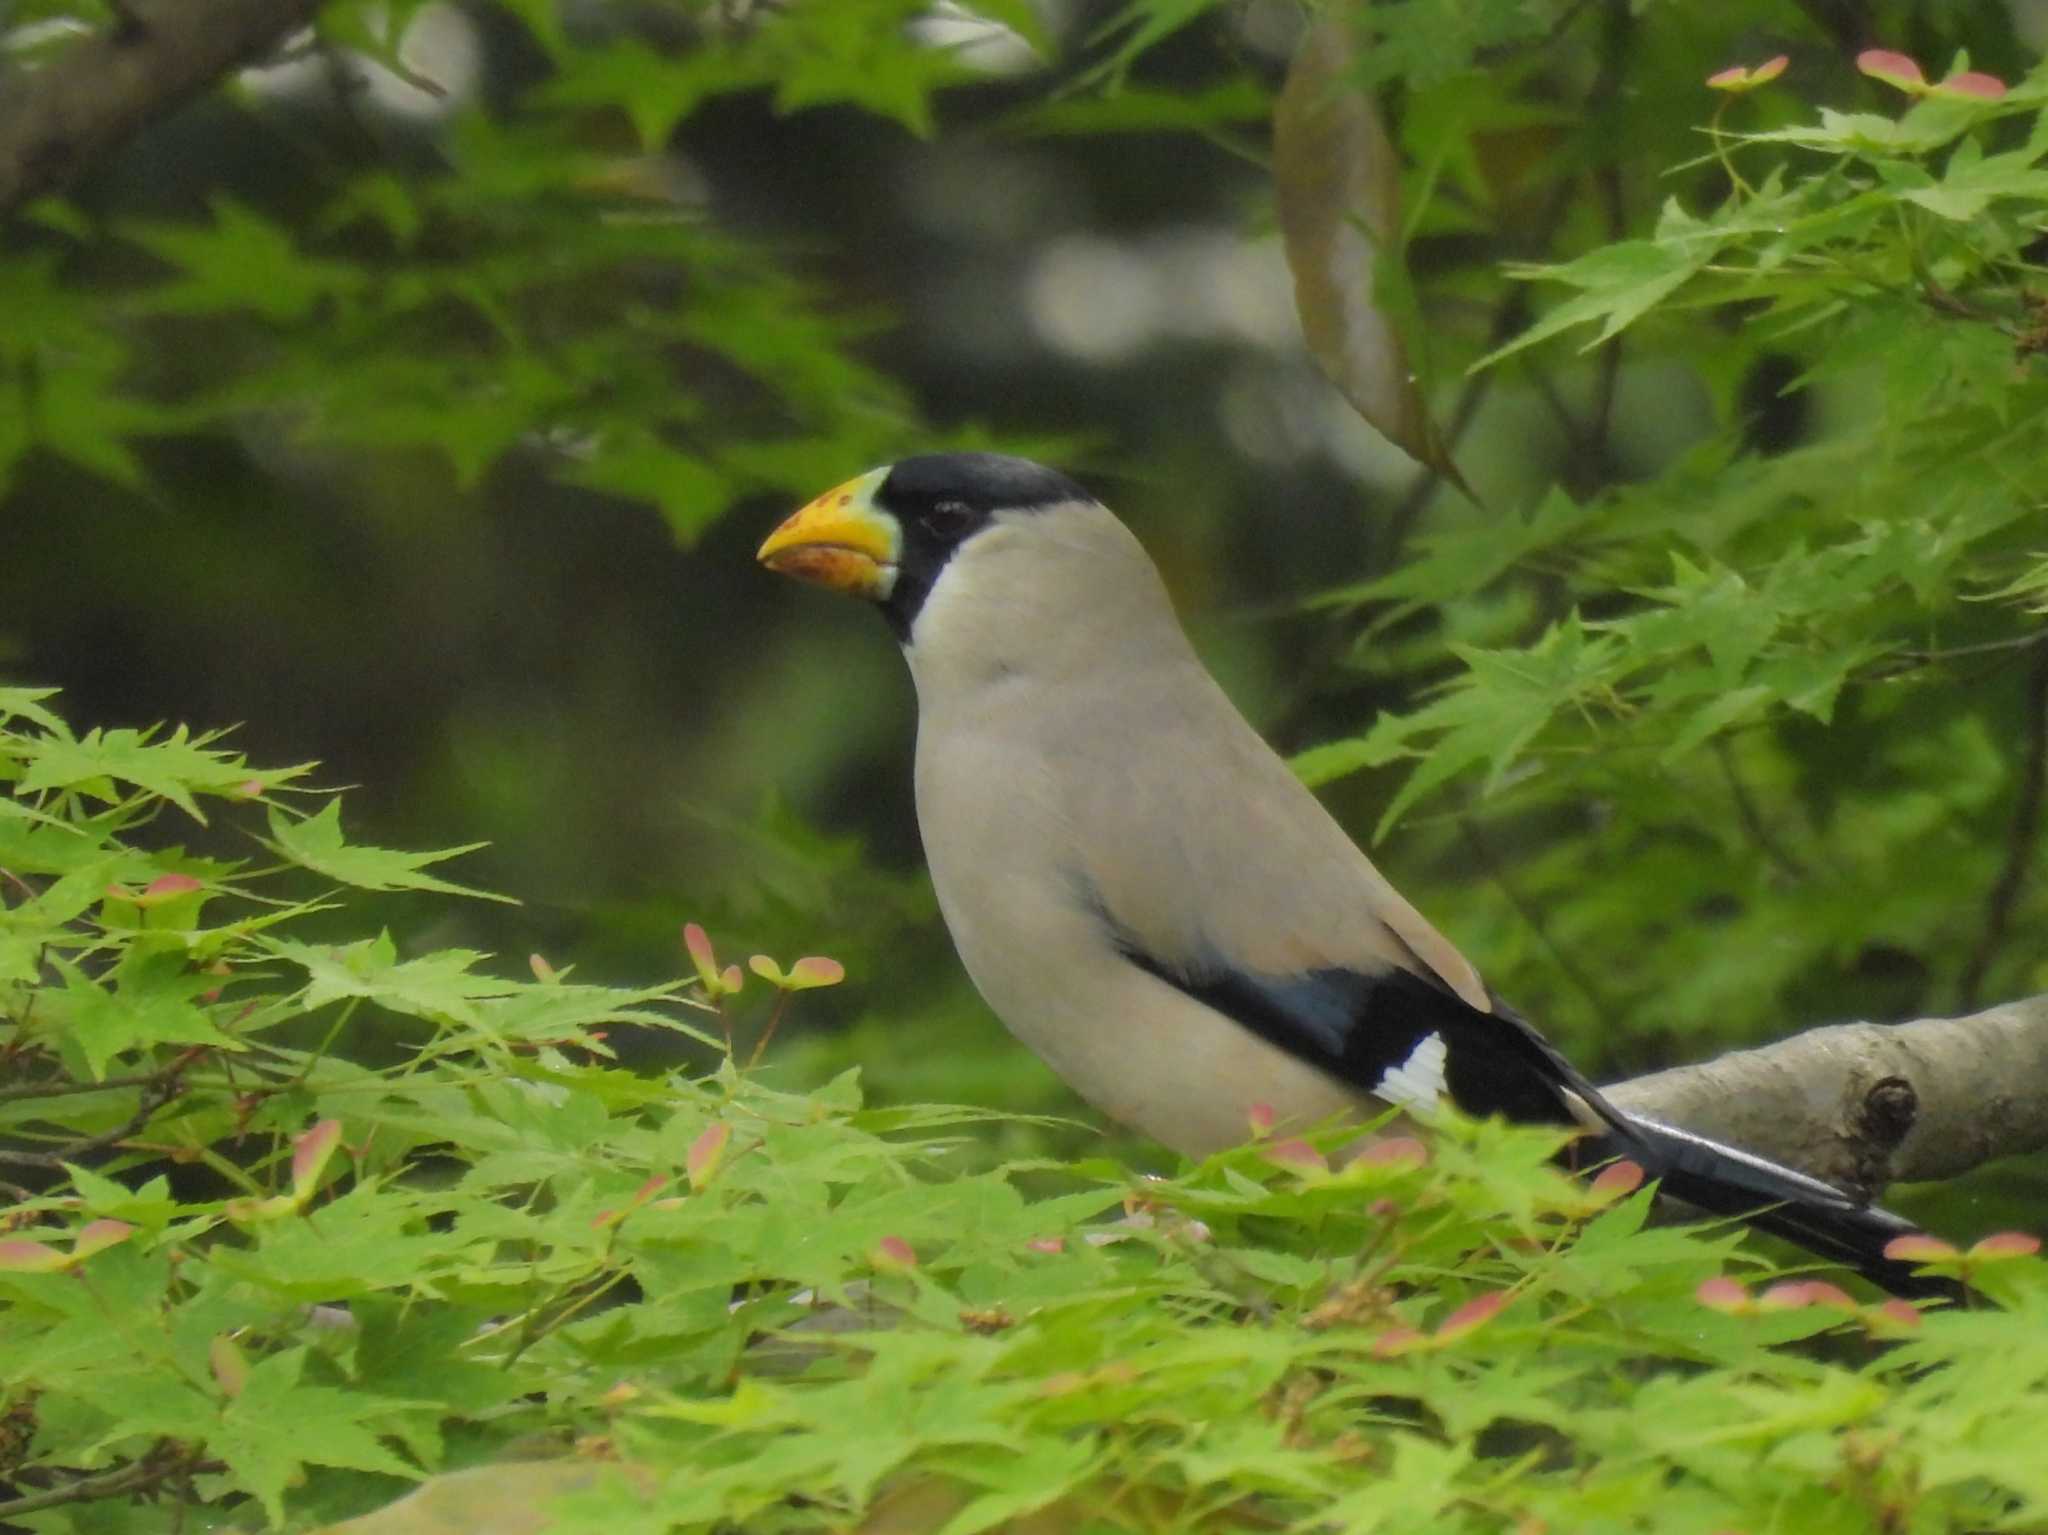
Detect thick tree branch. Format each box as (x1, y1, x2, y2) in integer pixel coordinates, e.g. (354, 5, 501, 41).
(1606, 992, 2048, 1203)
(0, 0, 323, 218)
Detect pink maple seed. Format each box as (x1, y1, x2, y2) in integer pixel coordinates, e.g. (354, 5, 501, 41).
(72, 1220, 134, 1260)
(1695, 1276, 1751, 1313)
(748, 955, 786, 987)
(1968, 1231, 2040, 1260)
(1246, 1102, 1277, 1138)
(1371, 1326, 1425, 1359)
(686, 1122, 731, 1192)
(1758, 1281, 1816, 1310)
(1589, 1160, 1645, 1199)
(291, 1120, 344, 1200)
(1937, 71, 2007, 100)
(1870, 1298, 1923, 1333)
(786, 956, 845, 990)
(140, 873, 204, 904)
(872, 1235, 918, 1270)
(1436, 1290, 1510, 1341)
(1856, 49, 1927, 93)
(1026, 1236, 1065, 1255)
(0, 1239, 70, 1274)
(1706, 55, 1788, 93)
(1352, 1136, 1428, 1171)
(1262, 1138, 1329, 1177)
(683, 923, 720, 988)
(1883, 1233, 1960, 1264)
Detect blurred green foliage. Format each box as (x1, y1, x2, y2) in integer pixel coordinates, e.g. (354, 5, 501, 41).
(4, 696, 2048, 1532)
(0, 0, 2043, 1223)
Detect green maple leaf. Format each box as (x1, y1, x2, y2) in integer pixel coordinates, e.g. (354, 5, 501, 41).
(265, 801, 508, 900)
(215, 1347, 424, 1524)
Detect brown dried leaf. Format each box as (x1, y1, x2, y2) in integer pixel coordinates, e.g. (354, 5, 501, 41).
(1273, 21, 1464, 489)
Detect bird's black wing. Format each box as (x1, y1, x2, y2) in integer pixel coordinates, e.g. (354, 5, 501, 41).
(1105, 931, 1616, 1131)
(1105, 930, 1956, 1301)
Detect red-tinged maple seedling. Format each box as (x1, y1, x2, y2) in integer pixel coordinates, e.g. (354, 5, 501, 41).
(1854, 50, 2004, 101)
(683, 923, 743, 1001)
(1587, 1160, 1645, 1201)
(1348, 1137, 1428, 1174)
(686, 1122, 731, 1192)
(1262, 1137, 1329, 1179)
(870, 1235, 917, 1271)
(1937, 70, 2008, 99)
(747, 953, 846, 990)
(1884, 1233, 1960, 1264)
(1695, 1276, 1752, 1315)
(1371, 1327, 1425, 1359)
(1866, 1298, 1924, 1336)
(104, 873, 205, 907)
(1758, 1280, 1859, 1313)
(1968, 1231, 2040, 1261)
(1706, 55, 1788, 92)
(292, 1119, 343, 1200)
(0, 1219, 135, 1274)
(1435, 1290, 1511, 1343)
(1857, 49, 1927, 93)
(225, 1120, 345, 1225)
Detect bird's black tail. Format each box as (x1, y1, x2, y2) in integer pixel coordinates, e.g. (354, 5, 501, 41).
(1590, 1114, 1959, 1302)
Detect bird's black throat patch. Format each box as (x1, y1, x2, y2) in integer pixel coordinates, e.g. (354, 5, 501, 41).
(875, 452, 1090, 641)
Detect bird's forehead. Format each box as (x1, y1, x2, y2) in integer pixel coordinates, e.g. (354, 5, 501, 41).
(881, 452, 1089, 513)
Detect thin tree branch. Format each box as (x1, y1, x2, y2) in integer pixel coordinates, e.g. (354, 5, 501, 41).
(1458, 817, 1619, 1035)
(0, 1068, 168, 1103)
(1958, 642, 2048, 1010)
(0, 1072, 184, 1168)
(0, 0, 324, 217)
(1713, 737, 1810, 883)
(0, 1445, 220, 1520)
(1606, 992, 2048, 1203)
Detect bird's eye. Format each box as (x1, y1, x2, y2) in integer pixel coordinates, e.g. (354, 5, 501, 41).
(921, 499, 975, 535)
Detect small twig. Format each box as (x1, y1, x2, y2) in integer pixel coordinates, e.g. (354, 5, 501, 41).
(1458, 817, 1619, 1035)
(0, 1069, 170, 1103)
(1888, 631, 2048, 668)
(0, 1444, 220, 1520)
(1958, 642, 2048, 1009)
(747, 993, 793, 1070)
(0, 1069, 188, 1169)
(1712, 737, 1810, 882)
(0, 0, 325, 216)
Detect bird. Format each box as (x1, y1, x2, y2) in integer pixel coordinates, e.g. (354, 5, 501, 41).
(756, 450, 1950, 1300)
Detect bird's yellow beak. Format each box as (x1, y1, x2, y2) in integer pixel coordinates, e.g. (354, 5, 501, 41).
(756, 468, 899, 599)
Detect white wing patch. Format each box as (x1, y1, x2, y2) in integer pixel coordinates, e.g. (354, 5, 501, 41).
(1375, 1031, 1447, 1113)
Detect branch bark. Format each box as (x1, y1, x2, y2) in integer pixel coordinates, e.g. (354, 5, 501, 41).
(1605, 992, 2048, 1202)
(0, 0, 323, 218)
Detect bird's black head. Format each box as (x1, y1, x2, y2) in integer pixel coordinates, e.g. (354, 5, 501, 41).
(757, 452, 1092, 641)
(870, 454, 1090, 638)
